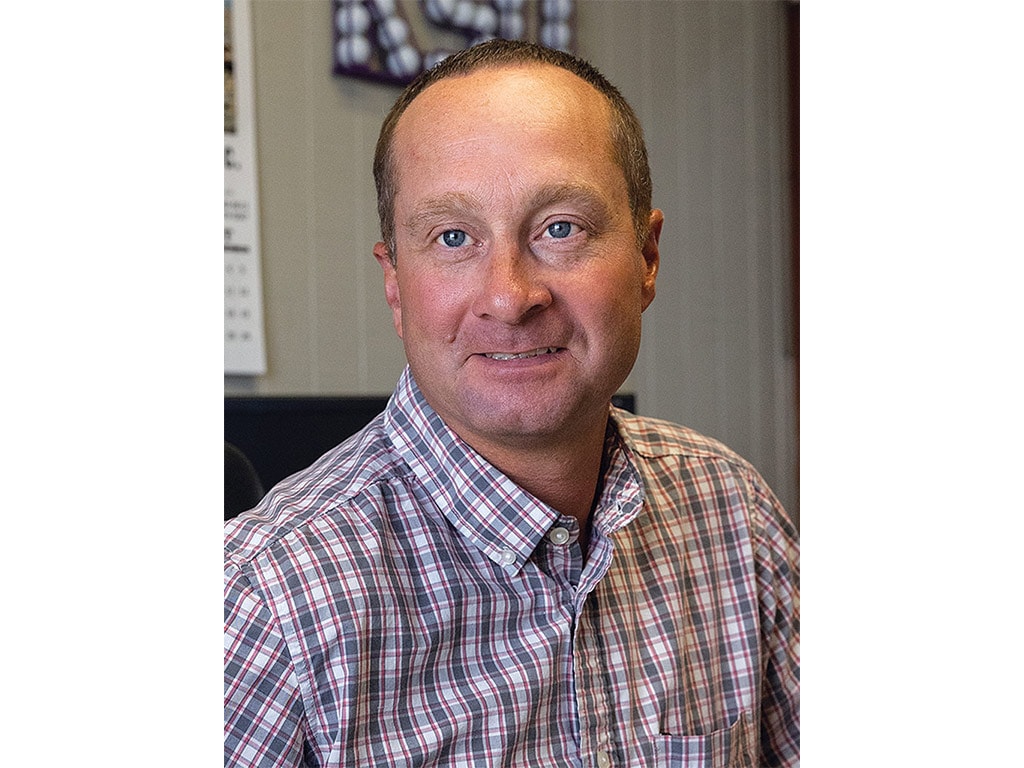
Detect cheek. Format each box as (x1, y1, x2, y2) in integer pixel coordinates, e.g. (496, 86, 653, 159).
(578, 262, 646, 314)
(578, 269, 647, 345)
(398, 272, 469, 339)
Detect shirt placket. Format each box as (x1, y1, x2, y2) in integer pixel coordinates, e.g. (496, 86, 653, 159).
(571, 513, 620, 768)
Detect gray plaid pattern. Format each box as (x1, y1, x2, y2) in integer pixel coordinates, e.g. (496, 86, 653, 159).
(225, 367, 799, 766)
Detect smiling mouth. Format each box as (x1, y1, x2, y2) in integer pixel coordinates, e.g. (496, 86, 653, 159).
(481, 347, 561, 361)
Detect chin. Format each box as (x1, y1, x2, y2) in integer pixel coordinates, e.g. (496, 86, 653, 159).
(463, 391, 606, 443)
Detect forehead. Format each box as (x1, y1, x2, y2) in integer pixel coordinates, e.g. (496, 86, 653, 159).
(395, 63, 613, 153)
(390, 64, 620, 200)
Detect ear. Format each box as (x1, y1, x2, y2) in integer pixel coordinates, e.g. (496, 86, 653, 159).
(640, 209, 663, 311)
(373, 241, 403, 339)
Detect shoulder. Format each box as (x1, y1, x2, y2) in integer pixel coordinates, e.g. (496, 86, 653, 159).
(611, 407, 753, 470)
(224, 414, 411, 567)
(610, 408, 797, 541)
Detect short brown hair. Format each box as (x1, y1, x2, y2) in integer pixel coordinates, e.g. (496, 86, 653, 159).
(373, 39, 652, 262)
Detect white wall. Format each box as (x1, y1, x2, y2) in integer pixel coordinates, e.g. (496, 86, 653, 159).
(225, 0, 799, 525)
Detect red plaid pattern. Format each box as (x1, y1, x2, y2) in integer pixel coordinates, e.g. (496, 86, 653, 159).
(225, 367, 799, 766)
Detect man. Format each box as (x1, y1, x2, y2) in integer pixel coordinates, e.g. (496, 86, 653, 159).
(225, 39, 799, 767)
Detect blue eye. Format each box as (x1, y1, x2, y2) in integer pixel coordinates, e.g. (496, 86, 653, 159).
(546, 222, 574, 239)
(439, 230, 468, 248)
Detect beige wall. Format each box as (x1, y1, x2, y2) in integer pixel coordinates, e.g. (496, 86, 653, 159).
(225, 0, 799, 525)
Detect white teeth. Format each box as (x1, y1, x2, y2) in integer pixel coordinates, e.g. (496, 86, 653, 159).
(484, 347, 558, 361)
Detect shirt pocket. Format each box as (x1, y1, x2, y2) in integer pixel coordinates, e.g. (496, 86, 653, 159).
(652, 711, 757, 768)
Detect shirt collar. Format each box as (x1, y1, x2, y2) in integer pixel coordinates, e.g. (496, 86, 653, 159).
(383, 367, 647, 573)
(383, 367, 559, 574)
(592, 413, 647, 535)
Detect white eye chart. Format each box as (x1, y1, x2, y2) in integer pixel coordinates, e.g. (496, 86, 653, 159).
(224, 0, 267, 375)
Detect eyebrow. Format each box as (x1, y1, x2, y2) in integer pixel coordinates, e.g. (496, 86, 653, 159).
(403, 192, 480, 235)
(526, 182, 614, 223)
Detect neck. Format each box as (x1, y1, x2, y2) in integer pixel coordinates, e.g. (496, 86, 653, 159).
(470, 417, 610, 532)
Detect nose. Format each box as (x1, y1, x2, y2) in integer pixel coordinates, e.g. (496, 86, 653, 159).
(471, 242, 552, 324)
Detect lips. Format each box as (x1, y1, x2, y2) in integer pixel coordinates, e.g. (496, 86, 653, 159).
(481, 347, 561, 361)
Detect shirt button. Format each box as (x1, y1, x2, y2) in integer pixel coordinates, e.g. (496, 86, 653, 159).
(596, 752, 611, 768)
(548, 526, 571, 545)
(497, 549, 516, 566)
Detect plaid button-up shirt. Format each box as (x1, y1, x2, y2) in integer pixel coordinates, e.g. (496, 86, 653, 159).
(224, 367, 799, 767)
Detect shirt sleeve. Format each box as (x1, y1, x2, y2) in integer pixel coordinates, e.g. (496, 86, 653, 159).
(224, 562, 308, 767)
(751, 480, 801, 767)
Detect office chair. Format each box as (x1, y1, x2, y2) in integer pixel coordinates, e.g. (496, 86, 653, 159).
(225, 442, 265, 520)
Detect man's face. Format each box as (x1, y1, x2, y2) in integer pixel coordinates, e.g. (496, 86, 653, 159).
(374, 64, 661, 457)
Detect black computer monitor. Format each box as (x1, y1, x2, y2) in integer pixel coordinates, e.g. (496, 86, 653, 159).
(225, 395, 390, 492)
